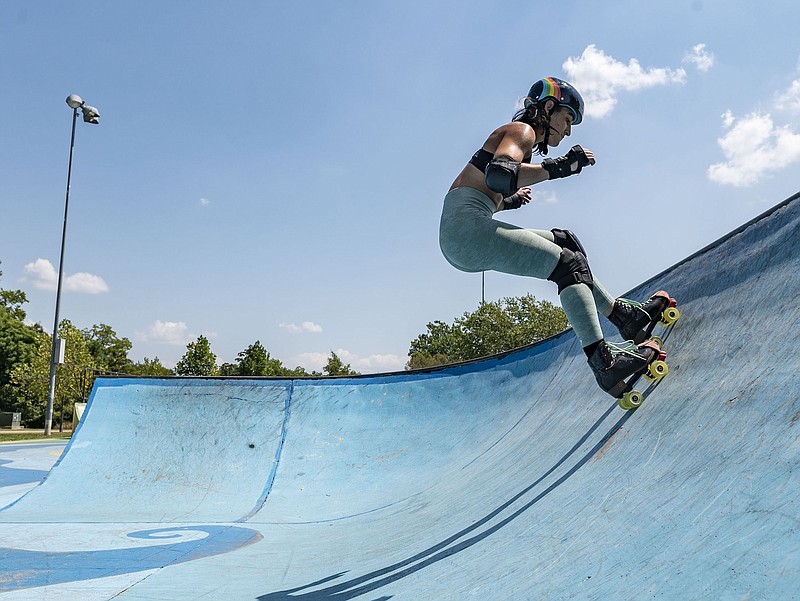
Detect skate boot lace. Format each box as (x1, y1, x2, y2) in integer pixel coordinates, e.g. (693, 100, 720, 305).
(616, 297, 644, 310)
(605, 340, 643, 359)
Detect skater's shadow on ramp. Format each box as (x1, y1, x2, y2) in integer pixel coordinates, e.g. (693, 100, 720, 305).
(258, 402, 636, 600)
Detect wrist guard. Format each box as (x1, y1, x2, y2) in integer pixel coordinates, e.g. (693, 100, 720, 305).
(501, 192, 525, 211)
(542, 145, 591, 180)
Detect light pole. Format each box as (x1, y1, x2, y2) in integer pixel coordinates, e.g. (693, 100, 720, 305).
(44, 95, 100, 436)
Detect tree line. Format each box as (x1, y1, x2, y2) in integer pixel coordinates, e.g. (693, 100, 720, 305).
(0, 260, 567, 428)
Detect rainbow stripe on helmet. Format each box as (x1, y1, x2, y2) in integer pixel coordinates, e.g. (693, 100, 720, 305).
(540, 77, 562, 102)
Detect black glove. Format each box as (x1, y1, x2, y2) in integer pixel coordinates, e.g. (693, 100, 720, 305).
(541, 145, 592, 180)
(500, 192, 526, 210)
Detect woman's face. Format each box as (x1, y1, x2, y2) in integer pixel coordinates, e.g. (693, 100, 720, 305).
(548, 107, 574, 147)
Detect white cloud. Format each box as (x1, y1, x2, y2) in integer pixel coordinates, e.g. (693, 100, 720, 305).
(280, 321, 323, 334)
(136, 320, 190, 345)
(683, 43, 714, 72)
(707, 111, 800, 186)
(364, 354, 407, 372)
(775, 79, 800, 114)
(339, 349, 407, 373)
(22, 258, 109, 294)
(532, 191, 558, 205)
(199, 197, 211, 206)
(722, 110, 735, 128)
(562, 44, 687, 119)
(293, 351, 329, 372)
(292, 349, 407, 374)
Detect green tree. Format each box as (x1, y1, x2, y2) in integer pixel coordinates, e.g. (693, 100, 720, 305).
(0, 264, 46, 411)
(0, 261, 28, 322)
(226, 341, 314, 377)
(175, 335, 218, 376)
(502, 294, 571, 349)
(8, 319, 97, 427)
(324, 351, 358, 376)
(0, 289, 28, 322)
(0, 308, 45, 410)
(286, 365, 319, 377)
(235, 340, 288, 376)
(82, 323, 133, 373)
(407, 294, 568, 368)
(218, 362, 238, 376)
(236, 340, 268, 375)
(127, 356, 174, 376)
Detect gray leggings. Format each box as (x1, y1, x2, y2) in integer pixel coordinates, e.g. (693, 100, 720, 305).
(439, 187, 615, 348)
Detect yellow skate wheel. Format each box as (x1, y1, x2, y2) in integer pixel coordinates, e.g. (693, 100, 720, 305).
(660, 307, 681, 326)
(619, 390, 643, 410)
(650, 336, 664, 348)
(648, 360, 669, 379)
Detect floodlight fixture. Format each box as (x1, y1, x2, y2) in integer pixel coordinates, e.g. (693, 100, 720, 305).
(66, 94, 84, 109)
(81, 105, 100, 124)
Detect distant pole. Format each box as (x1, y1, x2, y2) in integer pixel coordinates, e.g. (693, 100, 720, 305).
(481, 271, 485, 304)
(45, 95, 99, 436)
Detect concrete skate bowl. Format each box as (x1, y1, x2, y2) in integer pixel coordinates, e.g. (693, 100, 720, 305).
(1, 191, 798, 599)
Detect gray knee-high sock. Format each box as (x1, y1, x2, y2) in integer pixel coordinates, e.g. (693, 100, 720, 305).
(592, 278, 616, 316)
(560, 284, 604, 348)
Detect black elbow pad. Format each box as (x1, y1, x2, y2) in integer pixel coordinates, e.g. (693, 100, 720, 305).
(485, 158, 520, 197)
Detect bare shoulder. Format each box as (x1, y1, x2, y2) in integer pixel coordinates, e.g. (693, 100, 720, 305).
(498, 121, 533, 134)
(487, 121, 536, 148)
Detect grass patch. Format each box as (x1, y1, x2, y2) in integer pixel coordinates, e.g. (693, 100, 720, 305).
(0, 430, 73, 444)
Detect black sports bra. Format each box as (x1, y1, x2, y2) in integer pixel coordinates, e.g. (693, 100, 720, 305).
(468, 148, 531, 172)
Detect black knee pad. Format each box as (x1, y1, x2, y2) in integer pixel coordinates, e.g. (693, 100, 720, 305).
(547, 248, 594, 294)
(551, 228, 588, 257)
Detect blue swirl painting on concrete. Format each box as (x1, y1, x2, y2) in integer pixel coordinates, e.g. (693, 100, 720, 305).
(0, 525, 262, 591)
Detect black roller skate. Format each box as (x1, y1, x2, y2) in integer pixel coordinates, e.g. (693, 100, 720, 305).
(608, 290, 680, 344)
(587, 339, 665, 399)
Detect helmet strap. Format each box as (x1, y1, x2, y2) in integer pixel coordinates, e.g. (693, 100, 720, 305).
(538, 104, 554, 155)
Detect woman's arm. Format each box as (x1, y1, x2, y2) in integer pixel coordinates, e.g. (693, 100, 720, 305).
(488, 123, 595, 191)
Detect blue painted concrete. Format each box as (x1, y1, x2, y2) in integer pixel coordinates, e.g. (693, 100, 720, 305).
(0, 192, 799, 599)
(0, 526, 262, 590)
(0, 444, 64, 487)
(1, 380, 291, 522)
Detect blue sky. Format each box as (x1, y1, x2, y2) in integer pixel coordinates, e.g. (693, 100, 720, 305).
(2, 1, 799, 373)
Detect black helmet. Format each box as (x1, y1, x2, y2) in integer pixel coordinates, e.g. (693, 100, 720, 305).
(527, 77, 584, 125)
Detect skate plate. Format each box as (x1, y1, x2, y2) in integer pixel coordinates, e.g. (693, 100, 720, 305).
(638, 291, 681, 342)
(618, 296, 681, 410)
